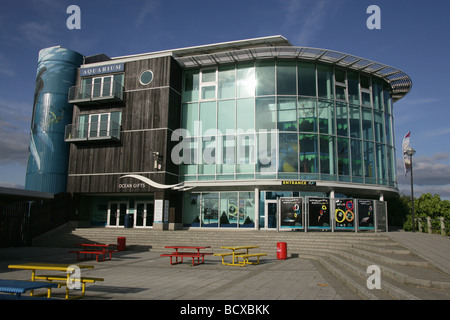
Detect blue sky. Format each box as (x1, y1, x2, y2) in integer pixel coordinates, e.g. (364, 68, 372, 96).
(0, 0, 449, 199)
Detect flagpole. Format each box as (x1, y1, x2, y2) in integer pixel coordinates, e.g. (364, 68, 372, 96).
(406, 147, 416, 232)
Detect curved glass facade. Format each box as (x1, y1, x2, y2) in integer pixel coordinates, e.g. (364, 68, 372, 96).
(180, 60, 397, 187)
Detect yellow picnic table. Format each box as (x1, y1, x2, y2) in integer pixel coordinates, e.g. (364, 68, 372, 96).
(214, 246, 267, 266)
(8, 263, 102, 299)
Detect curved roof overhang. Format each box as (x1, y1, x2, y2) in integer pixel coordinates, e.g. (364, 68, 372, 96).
(175, 46, 412, 102)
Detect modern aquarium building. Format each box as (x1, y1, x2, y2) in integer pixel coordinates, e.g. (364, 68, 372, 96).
(25, 36, 412, 232)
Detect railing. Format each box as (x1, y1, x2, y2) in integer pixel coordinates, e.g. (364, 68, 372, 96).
(65, 121, 121, 143)
(68, 81, 124, 104)
(416, 216, 450, 236)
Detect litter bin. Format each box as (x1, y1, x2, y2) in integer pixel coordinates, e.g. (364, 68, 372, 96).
(124, 214, 134, 228)
(277, 242, 287, 260)
(117, 237, 126, 251)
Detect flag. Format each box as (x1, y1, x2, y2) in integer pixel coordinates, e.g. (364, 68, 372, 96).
(402, 131, 411, 175)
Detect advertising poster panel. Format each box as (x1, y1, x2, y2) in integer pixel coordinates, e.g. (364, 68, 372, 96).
(280, 197, 303, 229)
(335, 198, 355, 229)
(307, 197, 330, 229)
(357, 199, 374, 230)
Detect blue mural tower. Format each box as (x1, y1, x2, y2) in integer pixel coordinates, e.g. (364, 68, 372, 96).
(25, 46, 83, 194)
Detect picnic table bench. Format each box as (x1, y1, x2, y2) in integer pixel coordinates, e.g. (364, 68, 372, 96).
(0, 279, 58, 299)
(214, 246, 267, 266)
(69, 243, 117, 262)
(160, 246, 213, 266)
(8, 263, 103, 300)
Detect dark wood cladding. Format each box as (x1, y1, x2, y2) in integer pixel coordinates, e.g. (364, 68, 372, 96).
(67, 55, 183, 194)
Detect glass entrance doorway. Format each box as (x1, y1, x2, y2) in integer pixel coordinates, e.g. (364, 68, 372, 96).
(261, 200, 278, 229)
(135, 201, 154, 228)
(108, 202, 128, 227)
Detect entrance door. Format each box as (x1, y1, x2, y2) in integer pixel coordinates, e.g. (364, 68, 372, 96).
(135, 202, 154, 228)
(262, 200, 278, 229)
(108, 202, 128, 227)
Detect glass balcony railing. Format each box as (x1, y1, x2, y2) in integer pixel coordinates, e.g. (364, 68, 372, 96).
(65, 121, 121, 143)
(68, 81, 124, 105)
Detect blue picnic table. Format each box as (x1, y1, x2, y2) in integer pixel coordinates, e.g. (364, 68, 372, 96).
(0, 279, 58, 299)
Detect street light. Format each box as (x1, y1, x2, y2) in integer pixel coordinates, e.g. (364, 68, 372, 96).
(406, 146, 416, 232)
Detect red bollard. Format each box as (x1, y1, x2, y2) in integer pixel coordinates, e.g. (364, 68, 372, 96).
(277, 242, 287, 260)
(117, 237, 126, 251)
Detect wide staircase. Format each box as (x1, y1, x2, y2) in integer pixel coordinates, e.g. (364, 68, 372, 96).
(33, 225, 450, 300)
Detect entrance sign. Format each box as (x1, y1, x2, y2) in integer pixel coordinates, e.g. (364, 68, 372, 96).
(335, 198, 355, 230)
(357, 199, 374, 230)
(308, 197, 330, 229)
(280, 197, 303, 229)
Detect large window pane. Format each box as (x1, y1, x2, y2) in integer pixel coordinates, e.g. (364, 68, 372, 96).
(236, 133, 255, 174)
(218, 66, 235, 99)
(337, 137, 350, 177)
(318, 100, 335, 135)
(299, 134, 318, 174)
(351, 139, 363, 180)
(277, 97, 297, 132)
(298, 62, 316, 97)
(348, 71, 359, 105)
(320, 135, 336, 175)
(220, 192, 238, 227)
(200, 101, 216, 134)
(237, 63, 255, 98)
(364, 141, 376, 184)
(236, 98, 254, 131)
(217, 135, 235, 175)
(277, 61, 297, 95)
(298, 98, 317, 132)
(362, 108, 373, 141)
(372, 78, 383, 110)
(317, 64, 333, 99)
(279, 133, 299, 174)
(256, 97, 276, 130)
(360, 75, 371, 106)
(201, 193, 219, 227)
(182, 103, 198, 134)
(256, 61, 275, 96)
(376, 143, 387, 185)
(183, 71, 199, 102)
(183, 193, 200, 227)
(239, 192, 255, 228)
(349, 106, 361, 139)
(218, 100, 235, 133)
(374, 110, 384, 143)
(336, 102, 348, 136)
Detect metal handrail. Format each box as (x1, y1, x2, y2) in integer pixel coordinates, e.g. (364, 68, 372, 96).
(68, 81, 124, 102)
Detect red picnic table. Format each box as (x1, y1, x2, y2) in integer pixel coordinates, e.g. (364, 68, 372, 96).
(160, 246, 213, 266)
(69, 243, 117, 262)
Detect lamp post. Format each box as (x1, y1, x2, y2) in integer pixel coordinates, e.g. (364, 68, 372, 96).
(406, 147, 416, 232)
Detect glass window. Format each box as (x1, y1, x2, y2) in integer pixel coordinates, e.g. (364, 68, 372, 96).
(200, 101, 216, 135)
(372, 78, 383, 110)
(201, 193, 219, 227)
(320, 135, 336, 175)
(376, 143, 387, 184)
(236, 133, 255, 175)
(317, 64, 333, 99)
(351, 139, 363, 179)
(360, 75, 371, 106)
(218, 66, 236, 99)
(385, 113, 393, 146)
(256, 97, 276, 130)
(239, 192, 255, 228)
(277, 97, 297, 132)
(217, 135, 235, 175)
(374, 110, 384, 143)
(318, 100, 335, 135)
(236, 63, 255, 98)
(335, 69, 346, 83)
(362, 108, 373, 141)
(256, 61, 275, 96)
(298, 98, 317, 132)
(335, 85, 346, 101)
(199, 138, 216, 174)
(220, 192, 238, 227)
(337, 137, 350, 177)
(182, 103, 198, 134)
(256, 131, 277, 176)
(202, 69, 216, 82)
(201, 69, 217, 100)
(348, 71, 359, 105)
(298, 62, 316, 97)
(236, 98, 254, 131)
(279, 133, 299, 174)
(277, 61, 297, 95)
(364, 141, 376, 183)
(140, 70, 153, 85)
(218, 100, 235, 133)
(183, 71, 199, 102)
(201, 86, 216, 100)
(336, 102, 348, 137)
(383, 82, 392, 114)
(183, 193, 200, 227)
(299, 134, 318, 174)
(349, 105, 361, 139)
